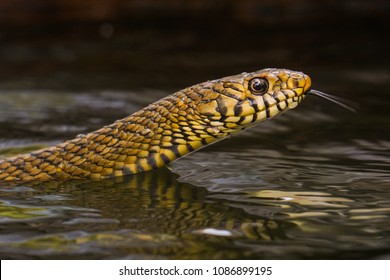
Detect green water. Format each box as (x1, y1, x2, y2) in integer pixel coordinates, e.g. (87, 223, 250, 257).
(0, 68, 389, 259)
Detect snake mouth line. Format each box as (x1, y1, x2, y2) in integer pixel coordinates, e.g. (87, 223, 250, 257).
(307, 89, 359, 113)
(249, 96, 304, 122)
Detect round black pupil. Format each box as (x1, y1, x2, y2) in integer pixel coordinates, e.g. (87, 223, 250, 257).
(252, 79, 266, 92)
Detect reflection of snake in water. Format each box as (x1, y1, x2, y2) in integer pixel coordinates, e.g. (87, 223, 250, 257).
(0, 168, 296, 259)
(0, 69, 357, 182)
(66, 169, 291, 240)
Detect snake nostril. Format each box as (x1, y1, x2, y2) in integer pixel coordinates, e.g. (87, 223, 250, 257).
(287, 77, 301, 89)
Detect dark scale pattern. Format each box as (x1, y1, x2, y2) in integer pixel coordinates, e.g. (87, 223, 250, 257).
(0, 69, 312, 182)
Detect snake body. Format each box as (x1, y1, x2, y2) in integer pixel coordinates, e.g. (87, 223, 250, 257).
(0, 68, 311, 182)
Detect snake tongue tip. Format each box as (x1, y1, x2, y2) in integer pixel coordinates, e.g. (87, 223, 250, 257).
(308, 89, 359, 113)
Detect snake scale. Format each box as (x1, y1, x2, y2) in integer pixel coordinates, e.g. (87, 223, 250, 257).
(0, 68, 354, 182)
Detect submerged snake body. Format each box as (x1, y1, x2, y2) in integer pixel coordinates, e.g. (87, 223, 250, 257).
(0, 69, 311, 182)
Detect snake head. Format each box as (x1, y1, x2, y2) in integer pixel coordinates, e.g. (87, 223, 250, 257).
(195, 68, 311, 128)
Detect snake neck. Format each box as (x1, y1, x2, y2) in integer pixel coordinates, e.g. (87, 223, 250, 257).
(0, 89, 232, 182)
(105, 90, 227, 175)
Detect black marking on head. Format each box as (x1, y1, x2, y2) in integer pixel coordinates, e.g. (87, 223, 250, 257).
(211, 87, 222, 95)
(218, 116, 228, 122)
(231, 84, 243, 92)
(234, 103, 243, 116)
(216, 98, 228, 116)
(266, 108, 271, 119)
(236, 116, 247, 125)
(252, 112, 258, 122)
(292, 89, 300, 96)
(223, 83, 243, 93)
(263, 98, 271, 108)
(247, 97, 260, 112)
(201, 138, 208, 145)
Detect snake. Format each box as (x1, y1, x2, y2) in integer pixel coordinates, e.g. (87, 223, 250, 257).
(0, 68, 357, 182)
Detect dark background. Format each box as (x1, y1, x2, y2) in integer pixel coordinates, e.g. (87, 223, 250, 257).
(0, 0, 388, 91)
(0, 1, 389, 261)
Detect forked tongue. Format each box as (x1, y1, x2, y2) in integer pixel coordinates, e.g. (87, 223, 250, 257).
(308, 89, 359, 113)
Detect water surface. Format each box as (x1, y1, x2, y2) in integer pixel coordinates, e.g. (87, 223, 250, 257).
(0, 70, 389, 259)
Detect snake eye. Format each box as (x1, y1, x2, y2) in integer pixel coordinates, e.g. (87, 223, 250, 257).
(249, 78, 268, 94)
